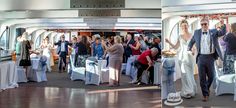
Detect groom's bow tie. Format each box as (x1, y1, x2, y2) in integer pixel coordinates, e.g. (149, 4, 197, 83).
(202, 32, 208, 35)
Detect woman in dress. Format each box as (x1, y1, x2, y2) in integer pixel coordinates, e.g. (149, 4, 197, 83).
(165, 19, 197, 98)
(19, 32, 31, 77)
(40, 37, 53, 72)
(103, 36, 124, 86)
(129, 35, 141, 55)
(223, 23, 236, 74)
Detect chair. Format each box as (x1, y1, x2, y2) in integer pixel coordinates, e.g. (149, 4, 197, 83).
(100, 60, 109, 83)
(125, 56, 137, 76)
(85, 57, 100, 85)
(154, 62, 162, 85)
(215, 63, 235, 96)
(233, 61, 236, 101)
(70, 55, 86, 81)
(28, 56, 47, 82)
(16, 57, 28, 83)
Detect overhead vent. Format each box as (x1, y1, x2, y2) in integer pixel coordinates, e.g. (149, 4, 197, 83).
(70, 0, 125, 8)
(79, 9, 120, 17)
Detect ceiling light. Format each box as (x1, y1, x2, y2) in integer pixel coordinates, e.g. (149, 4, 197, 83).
(117, 18, 161, 23)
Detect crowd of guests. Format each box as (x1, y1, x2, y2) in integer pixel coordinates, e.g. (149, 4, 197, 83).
(64, 33, 162, 86)
(15, 32, 162, 86)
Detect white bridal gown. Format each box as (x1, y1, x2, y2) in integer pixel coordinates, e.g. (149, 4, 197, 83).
(42, 44, 54, 72)
(178, 36, 197, 98)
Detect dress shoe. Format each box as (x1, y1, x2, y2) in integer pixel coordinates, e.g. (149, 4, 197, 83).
(136, 82, 142, 85)
(202, 96, 208, 102)
(132, 81, 139, 84)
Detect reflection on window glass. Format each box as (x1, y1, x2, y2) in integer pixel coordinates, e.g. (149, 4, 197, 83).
(0, 29, 9, 50)
(169, 23, 179, 45)
(28, 34, 32, 40)
(64, 33, 70, 41)
(35, 36, 42, 49)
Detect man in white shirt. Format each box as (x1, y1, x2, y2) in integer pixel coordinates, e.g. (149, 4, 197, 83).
(188, 18, 226, 102)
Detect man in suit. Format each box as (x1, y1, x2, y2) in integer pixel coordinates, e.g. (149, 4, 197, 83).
(188, 18, 226, 102)
(54, 35, 72, 72)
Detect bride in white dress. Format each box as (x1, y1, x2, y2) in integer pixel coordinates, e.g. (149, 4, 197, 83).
(40, 37, 54, 72)
(165, 19, 197, 98)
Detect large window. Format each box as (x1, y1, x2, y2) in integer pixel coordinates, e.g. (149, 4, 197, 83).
(35, 35, 42, 49)
(0, 28, 10, 50)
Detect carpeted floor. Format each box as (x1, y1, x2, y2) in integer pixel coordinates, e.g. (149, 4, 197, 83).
(19, 66, 160, 91)
(163, 75, 236, 108)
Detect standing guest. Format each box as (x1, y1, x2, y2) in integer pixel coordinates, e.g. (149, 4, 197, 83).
(134, 48, 159, 85)
(71, 37, 79, 66)
(40, 37, 53, 72)
(139, 34, 149, 52)
(87, 36, 92, 55)
(54, 35, 72, 72)
(123, 34, 134, 62)
(130, 35, 141, 55)
(76, 36, 88, 67)
(79, 36, 89, 55)
(19, 32, 31, 77)
(144, 36, 151, 48)
(103, 36, 124, 86)
(165, 19, 197, 98)
(91, 37, 104, 59)
(188, 18, 226, 102)
(223, 23, 236, 74)
(15, 36, 22, 63)
(151, 37, 162, 59)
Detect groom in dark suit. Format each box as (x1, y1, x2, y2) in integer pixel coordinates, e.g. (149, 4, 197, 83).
(54, 35, 72, 72)
(188, 18, 226, 102)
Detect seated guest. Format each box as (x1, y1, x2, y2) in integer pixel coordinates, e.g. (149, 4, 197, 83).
(223, 23, 236, 74)
(54, 35, 72, 72)
(103, 36, 124, 86)
(134, 48, 159, 85)
(91, 37, 104, 59)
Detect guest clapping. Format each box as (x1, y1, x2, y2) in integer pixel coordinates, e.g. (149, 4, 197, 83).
(103, 36, 124, 86)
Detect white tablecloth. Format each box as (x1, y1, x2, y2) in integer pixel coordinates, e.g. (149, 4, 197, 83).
(0, 61, 18, 90)
(28, 57, 47, 82)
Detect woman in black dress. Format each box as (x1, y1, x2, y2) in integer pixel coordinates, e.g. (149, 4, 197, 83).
(223, 23, 236, 74)
(19, 32, 31, 77)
